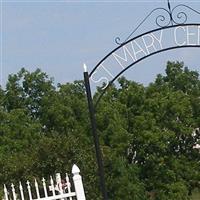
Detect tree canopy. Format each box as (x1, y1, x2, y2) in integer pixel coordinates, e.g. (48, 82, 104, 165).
(0, 61, 200, 200)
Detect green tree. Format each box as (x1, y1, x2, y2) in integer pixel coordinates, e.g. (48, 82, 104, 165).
(0, 62, 199, 200)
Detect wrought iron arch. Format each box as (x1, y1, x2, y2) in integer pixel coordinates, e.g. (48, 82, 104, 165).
(89, 23, 200, 108)
(83, 1, 200, 200)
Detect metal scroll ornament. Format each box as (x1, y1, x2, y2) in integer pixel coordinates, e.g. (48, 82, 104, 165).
(115, 0, 200, 45)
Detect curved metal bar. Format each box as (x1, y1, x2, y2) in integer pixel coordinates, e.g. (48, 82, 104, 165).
(94, 45, 200, 109)
(115, 7, 171, 45)
(171, 4, 200, 25)
(115, 2, 200, 45)
(172, 4, 200, 18)
(89, 23, 200, 78)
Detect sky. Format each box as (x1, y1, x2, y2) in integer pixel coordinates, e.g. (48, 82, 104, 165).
(1, 0, 200, 90)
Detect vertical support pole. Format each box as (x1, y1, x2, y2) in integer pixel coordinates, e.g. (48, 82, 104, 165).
(83, 71, 108, 200)
(72, 164, 86, 200)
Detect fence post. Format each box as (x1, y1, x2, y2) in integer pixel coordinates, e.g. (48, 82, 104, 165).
(72, 164, 86, 200)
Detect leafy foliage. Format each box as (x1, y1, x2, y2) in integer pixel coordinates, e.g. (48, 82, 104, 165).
(0, 62, 200, 200)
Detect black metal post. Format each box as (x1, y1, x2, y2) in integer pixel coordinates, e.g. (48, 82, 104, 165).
(83, 71, 108, 200)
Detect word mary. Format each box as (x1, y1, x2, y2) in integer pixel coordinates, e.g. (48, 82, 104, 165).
(91, 25, 200, 88)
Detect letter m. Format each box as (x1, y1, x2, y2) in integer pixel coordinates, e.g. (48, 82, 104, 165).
(112, 45, 135, 69)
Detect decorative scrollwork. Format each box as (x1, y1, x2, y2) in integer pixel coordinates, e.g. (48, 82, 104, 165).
(155, 9, 171, 27)
(115, 0, 200, 45)
(172, 11, 187, 24)
(115, 37, 122, 45)
(171, 4, 200, 25)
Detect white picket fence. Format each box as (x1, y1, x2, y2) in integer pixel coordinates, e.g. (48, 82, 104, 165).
(3, 165, 86, 200)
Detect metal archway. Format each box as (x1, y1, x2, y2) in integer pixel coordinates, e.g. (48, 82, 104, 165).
(83, 1, 200, 200)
